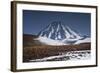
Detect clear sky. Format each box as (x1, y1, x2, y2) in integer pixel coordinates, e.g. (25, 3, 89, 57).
(23, 10, 91, 36)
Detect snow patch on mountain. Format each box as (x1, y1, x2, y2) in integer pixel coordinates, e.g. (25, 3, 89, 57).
(75, 38, 91, 44)
(34, 36, 66, 45)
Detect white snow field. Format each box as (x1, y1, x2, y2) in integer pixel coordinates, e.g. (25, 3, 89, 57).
(34, 36, 90, 45)
(29, 50, 91, 62)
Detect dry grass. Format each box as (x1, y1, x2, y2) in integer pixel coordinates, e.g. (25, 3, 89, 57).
(23, 43, 90, 62)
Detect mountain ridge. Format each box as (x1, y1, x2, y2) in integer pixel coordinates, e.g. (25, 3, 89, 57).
(38, 21, 82, 40)
(35, 21, 90, 45)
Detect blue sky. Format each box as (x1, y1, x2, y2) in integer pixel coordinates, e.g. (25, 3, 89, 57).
(23, 10, 91, 36)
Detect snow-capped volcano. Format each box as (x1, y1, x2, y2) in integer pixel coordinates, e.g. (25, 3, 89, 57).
(38, 21, 81, 40)
(34, 21, 90, 45)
